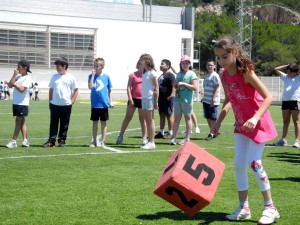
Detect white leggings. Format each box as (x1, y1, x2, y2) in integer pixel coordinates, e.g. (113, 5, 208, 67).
(234, 133, 271, 192)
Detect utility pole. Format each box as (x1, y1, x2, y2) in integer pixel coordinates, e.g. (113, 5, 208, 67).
(235, 0, 253, 59)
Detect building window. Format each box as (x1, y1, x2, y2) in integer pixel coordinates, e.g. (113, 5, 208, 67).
(0, 24, 96, 69)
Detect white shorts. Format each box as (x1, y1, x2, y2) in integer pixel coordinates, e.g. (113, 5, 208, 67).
(142, 98, 154, 110)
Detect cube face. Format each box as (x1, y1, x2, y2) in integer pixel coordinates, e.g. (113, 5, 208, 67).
(154, 142, 225, 216)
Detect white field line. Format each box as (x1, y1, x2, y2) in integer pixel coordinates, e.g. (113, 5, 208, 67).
(0, 123, 283, 160)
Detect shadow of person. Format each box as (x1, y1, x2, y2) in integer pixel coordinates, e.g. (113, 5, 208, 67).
(137, 210, 255, 224)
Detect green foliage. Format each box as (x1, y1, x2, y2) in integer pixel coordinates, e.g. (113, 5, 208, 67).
(194, 12, 300, 76)
(195, 12, 235, 71)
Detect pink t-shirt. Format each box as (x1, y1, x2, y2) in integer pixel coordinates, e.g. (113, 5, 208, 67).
(129, 71, 142, 99)
(222, 70, 277, 144)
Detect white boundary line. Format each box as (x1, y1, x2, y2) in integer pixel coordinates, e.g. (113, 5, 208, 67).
(0, 123, 283, 160)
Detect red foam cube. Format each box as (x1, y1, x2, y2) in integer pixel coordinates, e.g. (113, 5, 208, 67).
(154, 141, 225, 216)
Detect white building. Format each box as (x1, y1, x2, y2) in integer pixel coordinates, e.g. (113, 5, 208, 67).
(0, 0, 195, 100)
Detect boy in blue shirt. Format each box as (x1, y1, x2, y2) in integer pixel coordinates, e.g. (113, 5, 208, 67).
(88, 58, 113, 147)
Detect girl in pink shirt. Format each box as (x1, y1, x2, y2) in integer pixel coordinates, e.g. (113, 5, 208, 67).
(116, 55, 147, 145)
(213, 36, 279, 225)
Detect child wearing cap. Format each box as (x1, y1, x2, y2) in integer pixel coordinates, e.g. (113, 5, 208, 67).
(6, 60, 33, 148)
(169, 55, 198, 145)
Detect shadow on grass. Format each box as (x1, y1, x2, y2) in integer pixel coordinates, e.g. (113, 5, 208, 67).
(137, 210, 257, 224)
(268, 151, 300, 164)
(270, 177, 300, 182)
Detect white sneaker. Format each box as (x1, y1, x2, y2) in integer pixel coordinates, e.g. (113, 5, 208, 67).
(258, 207, 280, 224)
(89, 141, 97, 147)
(195, 127, 201, 134)
(141, 142, 155, 149)
(179, 138, 189, 145)
(170, 138, 176, 145)
(225, 207, 251, 221)
(293, 140, 300, 148)
(89, 139, 101, 147)
(142, 138, 148, 145)
(6, 140, 17, 148)
(22, 139, 30, 147)
(100, 142, 107, 148)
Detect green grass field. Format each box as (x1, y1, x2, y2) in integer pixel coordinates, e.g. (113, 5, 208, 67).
(0, 100, 299, 225)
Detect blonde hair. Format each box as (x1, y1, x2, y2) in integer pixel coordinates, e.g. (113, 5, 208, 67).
(94, 58, 105, 67)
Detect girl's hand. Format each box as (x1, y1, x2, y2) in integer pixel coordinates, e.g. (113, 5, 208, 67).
(212, 122, 221, 136)
(242, 117, 258, 132)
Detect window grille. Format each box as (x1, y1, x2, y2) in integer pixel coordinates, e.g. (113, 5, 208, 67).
(0, 23, 96, 69)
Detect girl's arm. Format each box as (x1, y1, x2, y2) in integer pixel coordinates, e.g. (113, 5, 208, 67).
(274, 64, 289, 76)
(127, 77, 134, 105)
(152, 76, 159, 109)
(243, 70, 273, 132)
(178, 78, 197, 91)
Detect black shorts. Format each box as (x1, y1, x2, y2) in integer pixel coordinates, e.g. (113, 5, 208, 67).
(203, 102, 219, 120)
(282, 101, 300, 110)
(90, 108, 109, 121)
(13, 104, 29, 117)
(158, 98, 173, 116)
(128, 98, 142, 108)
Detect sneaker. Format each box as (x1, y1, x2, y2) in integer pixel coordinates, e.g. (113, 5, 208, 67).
(206, 133, 214, 141)
(141, 142, 155, 149)
(179, 138, 189, 145)
(43, 141, 55, 148)
(6, 140, 17, 148)
(154, 132, 164, 139)
(22, 139, 30, 147)
(142, 138, 148, 145)
(258, 207, 280, 225)
(195, 127, 201, 134)
(116, 135, 123, 145)
(58, 140, 65, 147)
(273, 139, 287, 146)
(293, 140, 300, 148)
(89, 142, 97, 147)
(170, 138, 176, 145)
(165, 132, 171, 139)
(225, 207, 251, 221)
(181, 130, 193, 134)
(100, 142, 107, 148)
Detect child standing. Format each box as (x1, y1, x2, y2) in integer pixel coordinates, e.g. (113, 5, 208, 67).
(6, 60, 33, 148)
(202, 59, 221, 141)
(116, 55, 147, 145)
(141, 54, 159, 149)
(43, 57, 78, 148)
(155, 59, 176, 139)
(213, 36, 280, 224)
(169, 55, 197, 145)
(88, 58, 113, 148)
(272, 63, 300, 148)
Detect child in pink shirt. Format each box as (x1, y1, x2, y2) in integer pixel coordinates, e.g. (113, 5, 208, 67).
(213, 35, 279, 225)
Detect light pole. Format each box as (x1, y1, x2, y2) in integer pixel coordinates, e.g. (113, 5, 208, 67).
(197, 41, 201, 76)
(212, 39, 217, 71)
(196, 41, 201, 102)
